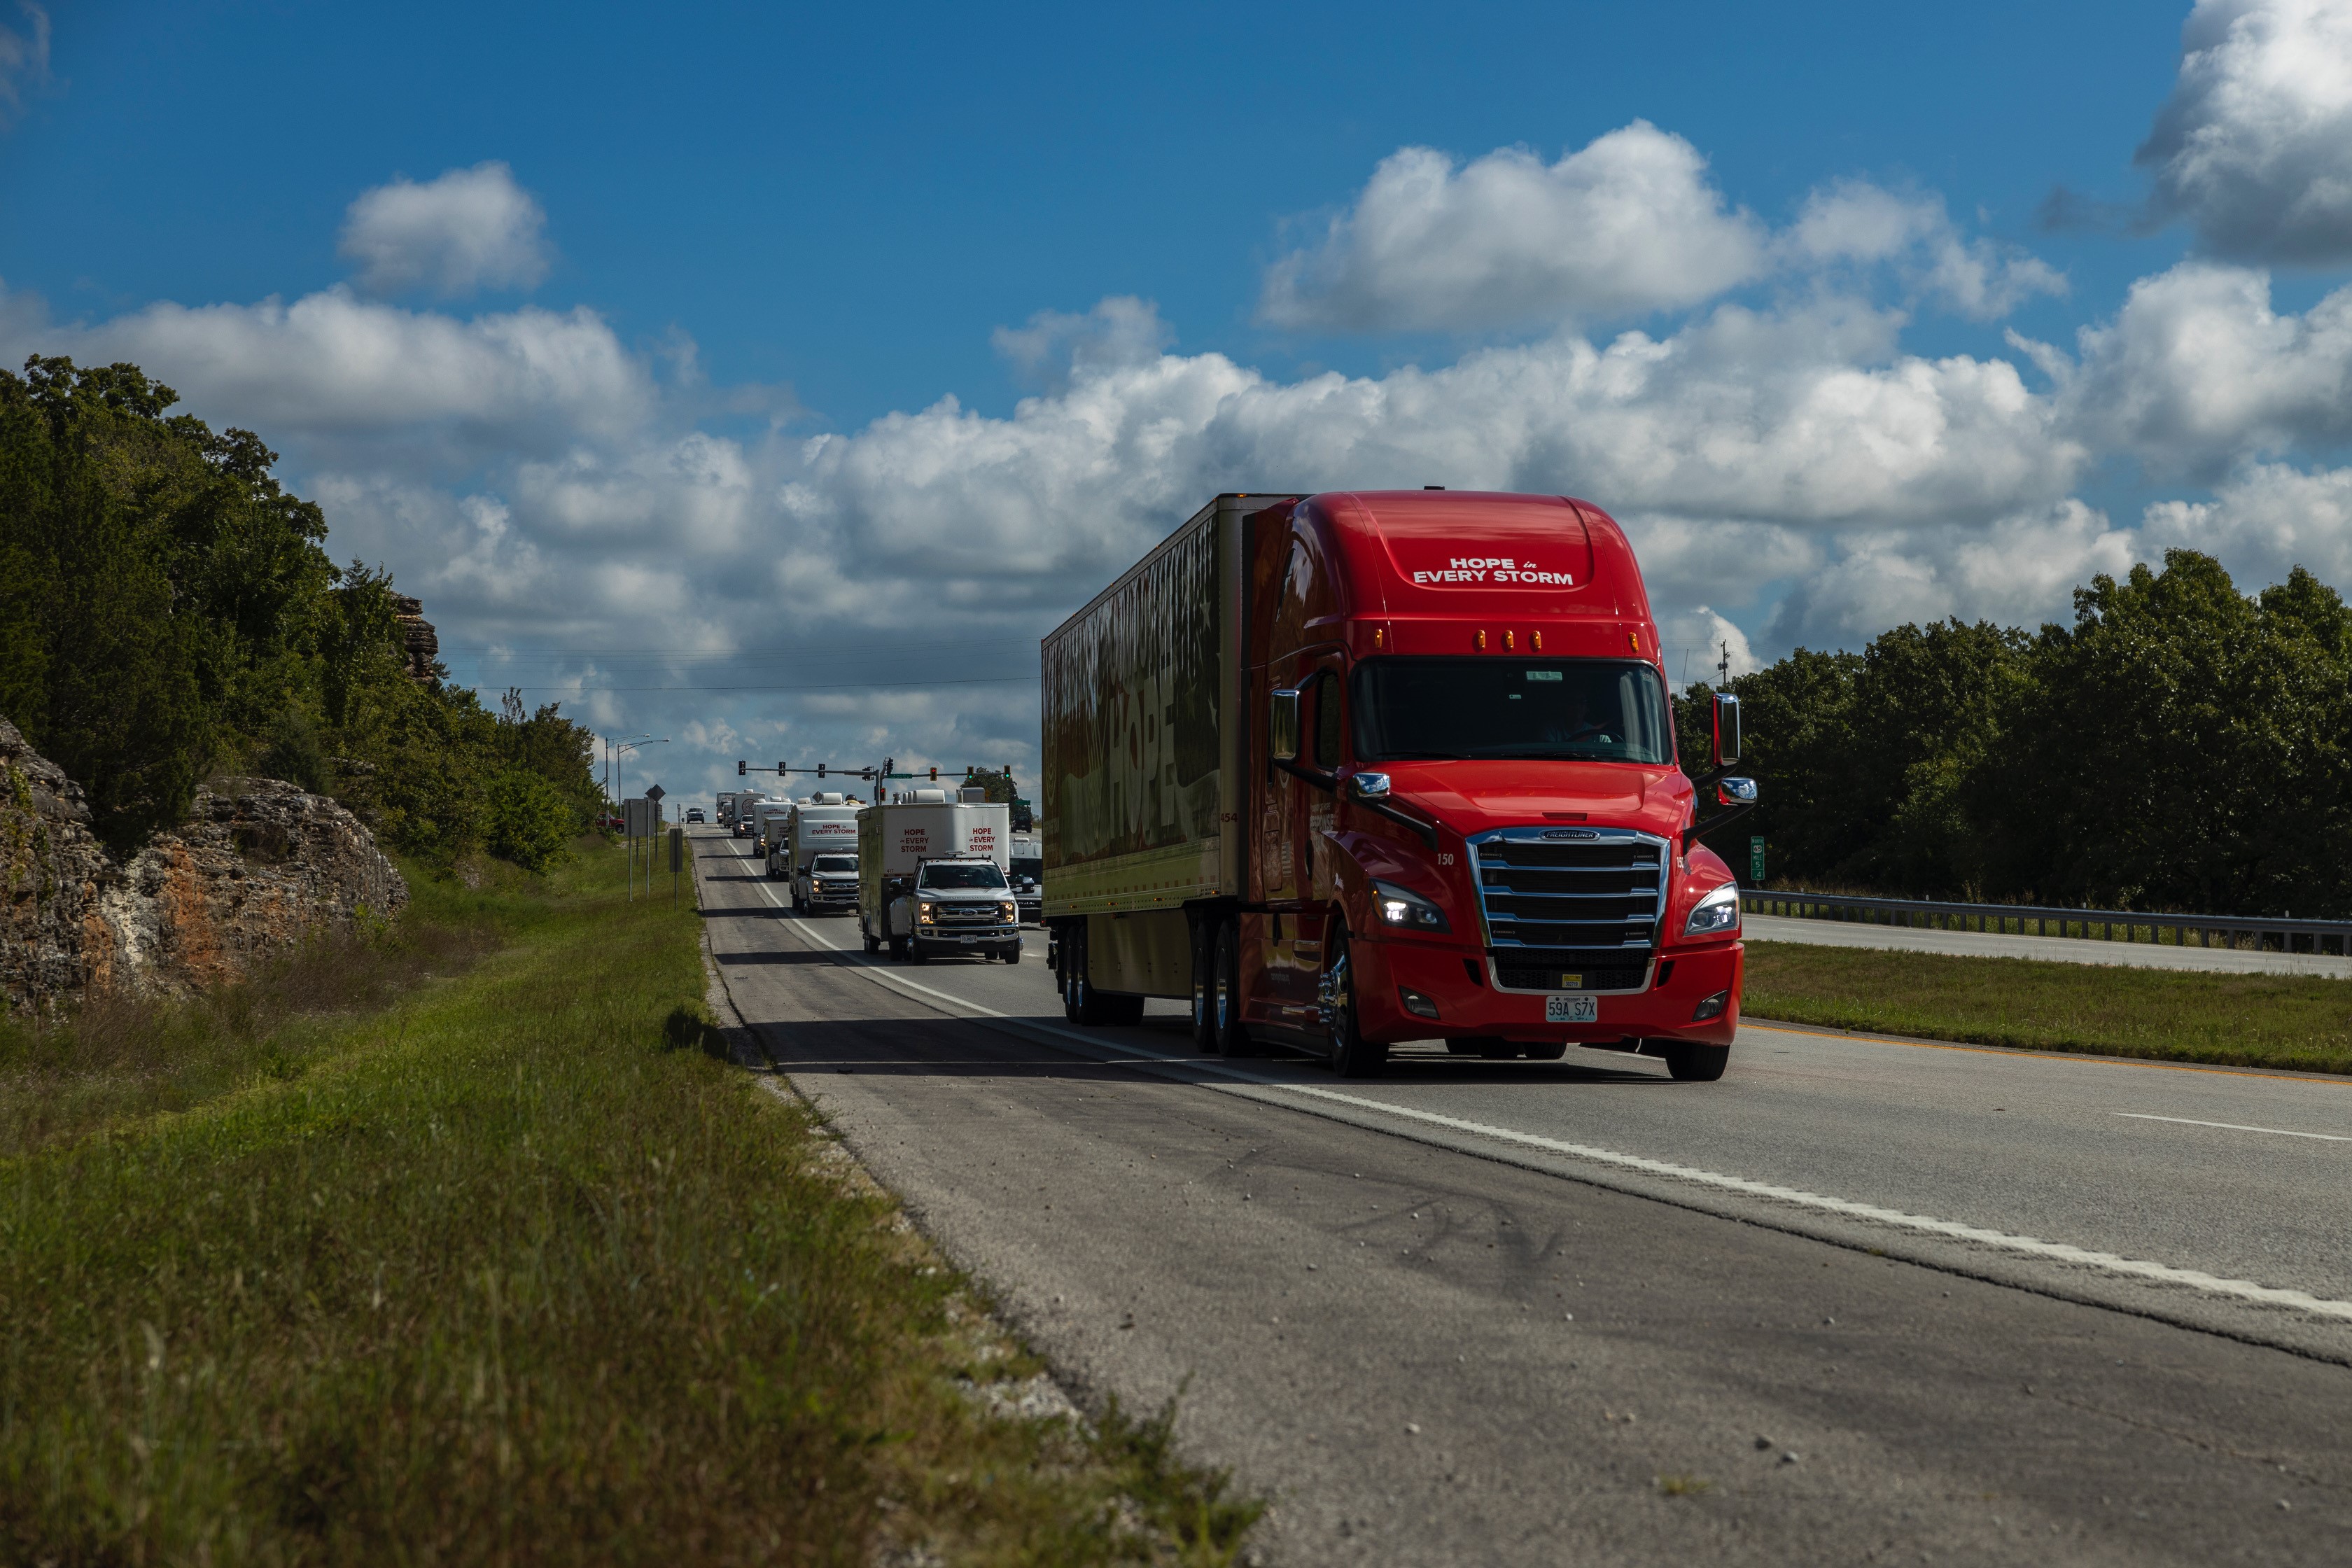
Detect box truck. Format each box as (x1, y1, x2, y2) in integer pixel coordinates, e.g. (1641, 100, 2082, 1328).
(1040, 491, 1755, 1080)
(1009, 830, 1044, 924)
(858, 790, 1020, 962)
(732, 790, 769, 839)
(774, 794, 864, 911)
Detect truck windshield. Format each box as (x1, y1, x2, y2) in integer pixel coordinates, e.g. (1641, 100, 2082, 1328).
(918, 862, 1007, 890)
(812, 855, 857, 874)
(1352, 657, 1673, 765)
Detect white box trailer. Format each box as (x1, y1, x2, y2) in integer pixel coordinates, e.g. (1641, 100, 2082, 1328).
(733, 790, 769, 838)
(754, 802, 793, 860)
(857, 790, 1018, 962)
(785, 795, 864, 911)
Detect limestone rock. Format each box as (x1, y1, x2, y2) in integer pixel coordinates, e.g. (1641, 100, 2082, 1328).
(0, 718, 115, 1008)
(1, 721, 409, 1014)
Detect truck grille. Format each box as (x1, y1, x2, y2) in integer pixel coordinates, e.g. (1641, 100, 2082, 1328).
(1471, 827, 1667, 993)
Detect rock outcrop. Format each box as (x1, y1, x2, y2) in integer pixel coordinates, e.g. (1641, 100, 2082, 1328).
(1, 720, 408, 1014)
(393, 594, 440, 684)
(0, 719, 113, 1009)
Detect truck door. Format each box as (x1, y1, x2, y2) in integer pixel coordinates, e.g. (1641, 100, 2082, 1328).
(1259, 649, 1345, 1016)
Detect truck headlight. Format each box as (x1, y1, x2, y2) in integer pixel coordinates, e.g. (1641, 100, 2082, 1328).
(1371, 879, 1449, 932)
(997, 901, 1016, 920)
(918, 901, 937, 923)
(1683, 883, 1741, 938)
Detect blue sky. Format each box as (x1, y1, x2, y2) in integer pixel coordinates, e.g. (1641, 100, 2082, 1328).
(7, 1, 2352, 802)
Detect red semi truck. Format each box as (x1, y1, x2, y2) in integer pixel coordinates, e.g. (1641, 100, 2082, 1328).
(1041, 491, 1756, 1079)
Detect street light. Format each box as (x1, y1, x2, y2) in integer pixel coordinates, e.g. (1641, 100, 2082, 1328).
(604, 733, 651, 809)
(615, 737, 668, 808)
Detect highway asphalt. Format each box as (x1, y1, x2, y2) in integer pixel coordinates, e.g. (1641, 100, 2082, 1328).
(1747, 911, 2352, 979)
(696, 829, 2352, 1566)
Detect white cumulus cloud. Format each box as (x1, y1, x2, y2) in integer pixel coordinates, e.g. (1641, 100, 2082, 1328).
(0, 2, 48, 122)
(1259, 122, 1770, 332)
(339, 162, 552, 298)
(2038, 260, 2352, 477)
(2143, 460, 2352, 584)
(2138, 0, 2352, 264)
(1786, 181, 2067, 319)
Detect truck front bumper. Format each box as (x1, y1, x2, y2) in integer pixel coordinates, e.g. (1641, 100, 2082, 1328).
(915, 923, 1021, 948)
(1352, 934, 1742, 1048)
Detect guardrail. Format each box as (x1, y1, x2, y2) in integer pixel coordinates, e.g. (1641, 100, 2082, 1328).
(1740, 890, 2352, 958)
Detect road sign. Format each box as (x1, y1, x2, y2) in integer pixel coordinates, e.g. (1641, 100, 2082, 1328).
(645, 783, 666, 802)
(1749, 836, 1766, 883)
(624, 797, 659, 838)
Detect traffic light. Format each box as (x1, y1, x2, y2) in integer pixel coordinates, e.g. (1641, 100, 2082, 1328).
(777, 762, 785, 775)
(929, 766, 938, 781)
(817, 762, 826, 778)
(736, 760, 746, 776)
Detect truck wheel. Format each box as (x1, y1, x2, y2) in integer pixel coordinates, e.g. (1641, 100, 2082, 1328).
(1664, 1042, 1729, 1082)
(1318, 927, 1387, 1078)
(889, 935, 909, 961)
(1522, 1041, 1569, 1060)
(1000, 942, 1021, 965)
(909, 940, 930, 965)
(1212, 919, 1253, 1058)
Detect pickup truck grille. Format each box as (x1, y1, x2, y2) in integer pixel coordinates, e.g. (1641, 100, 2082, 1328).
(1471, 827, 1667, 993)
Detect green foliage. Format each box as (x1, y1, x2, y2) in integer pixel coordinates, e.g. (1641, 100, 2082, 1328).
(484, 766, 576, 872)
(0, 356, 603, 871)
(1716, 551, 2352, 916)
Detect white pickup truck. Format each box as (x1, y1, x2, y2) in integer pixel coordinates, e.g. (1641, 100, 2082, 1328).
(857, 790, 1018, 962)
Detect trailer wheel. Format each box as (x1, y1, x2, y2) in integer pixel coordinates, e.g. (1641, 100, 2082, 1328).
(1211, 919, 1252, 1058)
(1317, 927, 1387, 1078)
(1664, 1042, 1729, 1082)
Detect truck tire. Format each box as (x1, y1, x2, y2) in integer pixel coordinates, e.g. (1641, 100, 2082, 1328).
(1522, 1041, 1569, 1060)
(1000, 942, 1021, 964)
(1211, 919, 1253, 1058)
(1664, 1042, 1729, 1082)
(1319, 927, 1387, 1078)
(862, 919, 878, 955)
(1065, 923, 1143, 1026)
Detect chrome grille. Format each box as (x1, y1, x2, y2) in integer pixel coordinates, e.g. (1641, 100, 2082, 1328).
(1471, 827, 1667, 993)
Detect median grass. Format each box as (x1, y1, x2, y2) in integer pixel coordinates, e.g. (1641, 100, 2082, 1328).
(1746, 939, 2352, 1074)
(0, 844, 1258, 1564)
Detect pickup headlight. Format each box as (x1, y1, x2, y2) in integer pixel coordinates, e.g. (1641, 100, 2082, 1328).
(997, 901, 1017, 920)
(918, 901, 937, 923)
(1683, 882, 1741, 938)
(1371, 879, 1450, 932)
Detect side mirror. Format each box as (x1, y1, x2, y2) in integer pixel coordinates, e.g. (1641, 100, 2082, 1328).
(1268, 687, 1303, 762)
(1348, 771, 1392, 801)
(1716, 776, 1758, 806)
(1712, 692, 1742, 768)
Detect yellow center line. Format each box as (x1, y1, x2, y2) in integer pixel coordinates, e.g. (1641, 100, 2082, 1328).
(1742, 1018, 2352, 1086)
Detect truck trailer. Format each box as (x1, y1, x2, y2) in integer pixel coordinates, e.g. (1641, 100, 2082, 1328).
(858, 790, 1020, 962)
(1040, 491, 1754, 1080)
(780, 794, 864, 912)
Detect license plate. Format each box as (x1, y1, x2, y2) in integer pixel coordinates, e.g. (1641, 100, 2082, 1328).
(1546, 994, 1598, 1023)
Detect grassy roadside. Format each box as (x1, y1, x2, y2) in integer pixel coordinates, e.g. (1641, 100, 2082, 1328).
(0, 843, 1258, 1564)
(1746, 939, 2352, 1074)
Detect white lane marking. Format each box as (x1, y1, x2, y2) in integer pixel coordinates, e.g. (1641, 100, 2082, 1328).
(2118, 1113, 2352, 1144)
(710, 835, 2352, 1326)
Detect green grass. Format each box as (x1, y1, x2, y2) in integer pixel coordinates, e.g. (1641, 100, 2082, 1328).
(0, 844, 1259, 1564)
(1746, 940, 2352, 1074)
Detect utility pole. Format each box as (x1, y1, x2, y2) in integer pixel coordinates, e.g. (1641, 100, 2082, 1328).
(1716, 640, 1732, 687)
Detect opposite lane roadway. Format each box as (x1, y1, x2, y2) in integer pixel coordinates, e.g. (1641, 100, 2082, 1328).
(696, 827, 2352, 1566)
